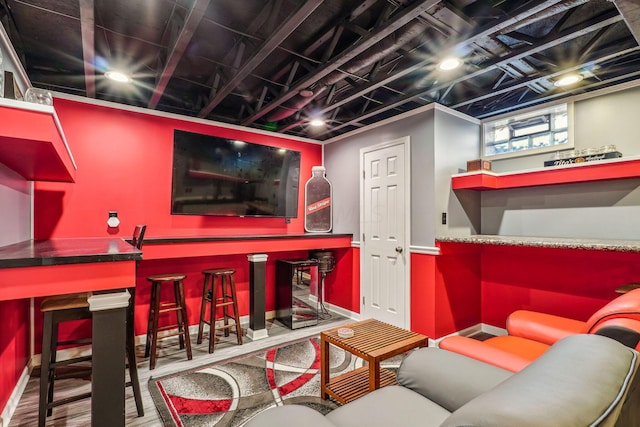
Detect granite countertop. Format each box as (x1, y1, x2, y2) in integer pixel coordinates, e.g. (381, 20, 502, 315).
(436, 235, 640, 253)
(0, 237, 142, 268)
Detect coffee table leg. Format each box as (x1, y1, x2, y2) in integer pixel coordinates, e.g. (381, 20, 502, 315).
(320, 334, 330, 399)
(369, 359, 381, 391)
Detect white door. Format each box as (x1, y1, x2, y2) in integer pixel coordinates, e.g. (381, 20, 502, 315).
(360, 137, 410, 328)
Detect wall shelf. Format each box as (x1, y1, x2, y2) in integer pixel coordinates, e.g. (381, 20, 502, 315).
(0, 98, 76, 182)
(452, 157, 640, 191)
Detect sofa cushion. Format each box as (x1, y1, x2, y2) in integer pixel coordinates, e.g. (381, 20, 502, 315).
(325, 385, 450, 427)
(397, 347, 512, 411)
(442, 334, 638, 427)
(438, 335, 543, 372)
(244, 404, 337, 427)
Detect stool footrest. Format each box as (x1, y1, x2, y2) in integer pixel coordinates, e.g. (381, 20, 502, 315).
(48, 392, 92, 409)
(51, 355, 92, 368)
(55, 367, 92, 380)
(156, 325, 185, 334)
(158, 306, 182, 314)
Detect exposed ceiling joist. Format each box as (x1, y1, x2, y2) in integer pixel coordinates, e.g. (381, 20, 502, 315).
(79, 0, 95, 98)
(148, 0, 211, 109)
(241, 0, 441, 126)
(198, 0, 323, 118)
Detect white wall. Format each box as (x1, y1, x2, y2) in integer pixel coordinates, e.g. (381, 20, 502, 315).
(434, 109, 481, 237)
(479, 84, 640, 239)
(0, 163, 31, 246)
(324, 104, 479, 246)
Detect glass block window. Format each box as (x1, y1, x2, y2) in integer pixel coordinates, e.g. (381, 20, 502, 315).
(483, 103, 571, 158)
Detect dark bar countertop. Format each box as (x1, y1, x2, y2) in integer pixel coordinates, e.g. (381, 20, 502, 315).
(0, 238, 142, 268)
(436, 235, 640, 253)
(140, 232, 353, 245)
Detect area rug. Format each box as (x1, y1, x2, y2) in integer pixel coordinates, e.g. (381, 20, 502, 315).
(149, 336, 403, 426)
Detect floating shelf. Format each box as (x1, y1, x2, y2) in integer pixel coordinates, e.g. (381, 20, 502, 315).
(452, 157, 640, 191)
(0, 98, 76, 182)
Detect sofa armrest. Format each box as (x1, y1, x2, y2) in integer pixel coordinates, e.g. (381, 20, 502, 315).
(396, 347, 512, 412)
(442, 334, 639, 427)
(244, 405, 337, 427)
(593, 318, 640, 350)
(438, 335, 539, 372)
(507, 310, 585, 345)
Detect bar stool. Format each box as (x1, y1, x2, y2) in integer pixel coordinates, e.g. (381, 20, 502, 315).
(197, 268, 243, 353)
(38, 292, 144, 427)
(144, 273, 192, 369)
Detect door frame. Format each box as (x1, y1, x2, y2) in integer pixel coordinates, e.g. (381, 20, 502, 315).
(359, 136, 411, 328)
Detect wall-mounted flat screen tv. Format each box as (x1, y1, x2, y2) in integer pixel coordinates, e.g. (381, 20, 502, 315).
(171, 130, 301, 217)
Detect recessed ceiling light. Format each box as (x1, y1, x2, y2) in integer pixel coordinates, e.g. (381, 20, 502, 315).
(554, 74, 583, 87)
(310, 118, 325, 127)
(105, 70, 131, 83)
(439, 57, 461, 71)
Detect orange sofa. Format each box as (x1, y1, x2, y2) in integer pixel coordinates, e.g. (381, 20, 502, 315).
(439, 288, 640, 372)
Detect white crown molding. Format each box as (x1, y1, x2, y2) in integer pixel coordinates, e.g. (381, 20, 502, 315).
(51, 92, 322, 145)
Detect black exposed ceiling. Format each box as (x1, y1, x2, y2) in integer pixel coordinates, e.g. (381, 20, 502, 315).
(2, 0, 640, 141)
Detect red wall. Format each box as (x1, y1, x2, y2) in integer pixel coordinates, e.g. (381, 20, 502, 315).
(28, 96, 355, 346)
(411, 246, 481, 338)
(0, 299, 30, 411)
(480, 245, 640, 326)
(430, 241, 640, 338)
(34, 98, 322, 239)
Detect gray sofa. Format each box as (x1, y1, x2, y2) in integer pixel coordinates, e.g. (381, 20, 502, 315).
(245, 334, 640, 427)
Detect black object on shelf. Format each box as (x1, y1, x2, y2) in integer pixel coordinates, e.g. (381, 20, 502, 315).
(543, 151, 622, 167)
(276, 260, 319, 329)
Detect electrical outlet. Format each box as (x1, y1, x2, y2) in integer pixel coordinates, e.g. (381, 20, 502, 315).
(107, 211, 120, 228)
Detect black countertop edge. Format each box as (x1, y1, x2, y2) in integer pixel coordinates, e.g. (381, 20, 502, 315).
(138, 233, 353, 245)
(0, 238, 143, 269)
(436, 235, 640, 253)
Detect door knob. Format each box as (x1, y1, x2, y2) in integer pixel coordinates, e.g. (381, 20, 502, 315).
(395, 246, 403, 254)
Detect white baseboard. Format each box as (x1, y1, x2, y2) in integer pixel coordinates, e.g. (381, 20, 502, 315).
(1, 366, 30, 427)
(322, 302, 360, 322)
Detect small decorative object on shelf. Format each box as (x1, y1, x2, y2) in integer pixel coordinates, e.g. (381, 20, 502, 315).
(467, 159, 492, 172)
(544, 145, 621, 167)
(25, 87, 53, 105)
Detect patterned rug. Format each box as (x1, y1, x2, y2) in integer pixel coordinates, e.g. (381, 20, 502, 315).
(149, 336, 403, 426)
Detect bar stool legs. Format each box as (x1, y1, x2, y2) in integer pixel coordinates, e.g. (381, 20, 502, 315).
(126, 288, 144, 416)
(197, 268, 243, 353)
(144, 273, 192, 370)
(38, 292, 144, 426)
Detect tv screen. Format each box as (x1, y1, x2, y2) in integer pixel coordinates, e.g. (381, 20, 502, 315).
(171, 130, 301, 217)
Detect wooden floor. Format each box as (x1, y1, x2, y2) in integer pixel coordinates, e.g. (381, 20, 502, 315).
(8, 316, 351, 426)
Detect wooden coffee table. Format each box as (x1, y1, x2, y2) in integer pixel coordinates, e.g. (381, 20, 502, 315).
(320, 318, 429, 404)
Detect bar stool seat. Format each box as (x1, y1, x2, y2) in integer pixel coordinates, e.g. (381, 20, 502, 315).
(38, 291, 143, 427)
(197, 268, 243, 353)
(145, 273, 192, 370)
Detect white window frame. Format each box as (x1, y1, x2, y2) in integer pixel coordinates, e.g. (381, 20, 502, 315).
(481, 101, 574, 160)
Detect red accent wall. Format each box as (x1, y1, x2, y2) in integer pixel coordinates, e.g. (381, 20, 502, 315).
(34, 98, 322, 239)
(323, 247, 359, 313)
(429, 241, 640, 338)
(0, 299, 30, 410)
(411, 247, 481, 338)
(24, 97, 357, 363)
(480, 245, 640, 326)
